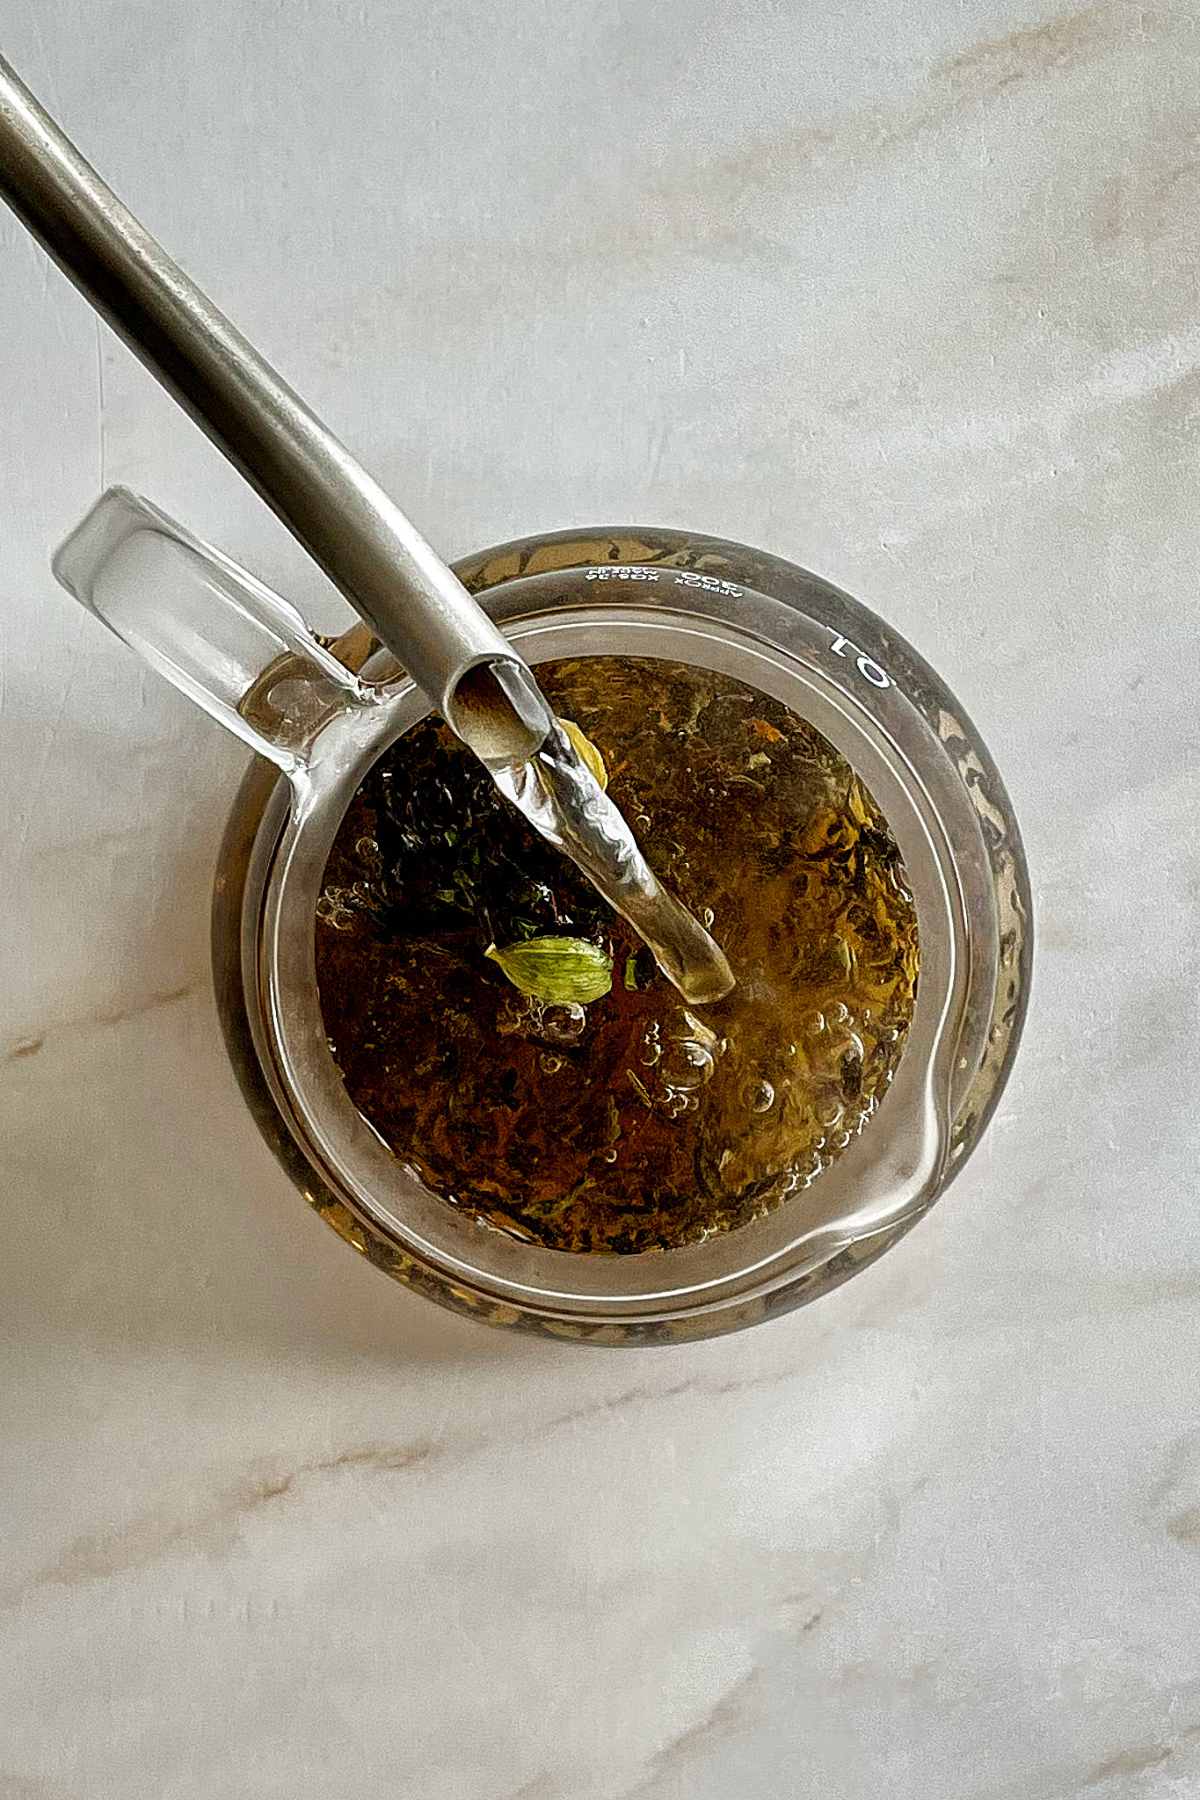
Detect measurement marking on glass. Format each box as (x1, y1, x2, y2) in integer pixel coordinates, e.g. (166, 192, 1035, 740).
(586, 565, 661, 583)
(828, 632, 892, 689)
(586, 565, 744, 598)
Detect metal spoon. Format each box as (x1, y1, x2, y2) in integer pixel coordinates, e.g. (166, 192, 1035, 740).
(0, 53, 733, 1001)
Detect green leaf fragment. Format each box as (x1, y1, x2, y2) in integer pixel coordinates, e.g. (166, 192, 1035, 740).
(485, 936, 612, 1004)
(622, 946, 658, 992)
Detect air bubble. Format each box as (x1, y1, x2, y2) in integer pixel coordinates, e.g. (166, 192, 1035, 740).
(316, 890, 356, 932)
(539, 1003, 588, 1045)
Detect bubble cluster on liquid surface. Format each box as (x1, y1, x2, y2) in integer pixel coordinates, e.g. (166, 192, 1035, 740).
(313, 656, 920, 1255)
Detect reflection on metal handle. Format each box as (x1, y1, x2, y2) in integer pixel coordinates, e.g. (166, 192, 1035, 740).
(0, 53, 550, 762)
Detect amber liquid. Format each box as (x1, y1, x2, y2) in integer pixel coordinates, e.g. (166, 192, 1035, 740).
(316, 658, 920, 1255)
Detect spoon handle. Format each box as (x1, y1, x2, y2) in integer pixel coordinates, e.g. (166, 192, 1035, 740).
(0, 53, 549, 760)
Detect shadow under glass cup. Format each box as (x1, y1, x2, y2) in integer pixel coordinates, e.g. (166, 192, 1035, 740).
(55, 498, 1031, 1345)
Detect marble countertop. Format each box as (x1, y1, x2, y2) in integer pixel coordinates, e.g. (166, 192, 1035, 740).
(3, 2, 1199, 1794)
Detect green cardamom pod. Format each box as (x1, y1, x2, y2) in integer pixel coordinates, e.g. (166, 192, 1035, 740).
(485, 936, 613, 1005)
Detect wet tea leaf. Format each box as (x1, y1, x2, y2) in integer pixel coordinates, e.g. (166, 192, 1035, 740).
(558, 718, 608, 789)
(486, 936, 613, 1004)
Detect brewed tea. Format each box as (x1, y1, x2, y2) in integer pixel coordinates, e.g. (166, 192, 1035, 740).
(316, 658, 919, 1255)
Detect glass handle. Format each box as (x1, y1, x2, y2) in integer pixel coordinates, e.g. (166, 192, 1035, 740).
(53, 488, 371, 773)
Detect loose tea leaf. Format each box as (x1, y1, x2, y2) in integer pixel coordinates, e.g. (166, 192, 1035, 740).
(485, 936, 613, 1004)
(557, 718, 608, 789)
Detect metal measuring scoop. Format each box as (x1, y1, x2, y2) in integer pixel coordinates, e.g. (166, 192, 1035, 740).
(0, 54, 733, 1004)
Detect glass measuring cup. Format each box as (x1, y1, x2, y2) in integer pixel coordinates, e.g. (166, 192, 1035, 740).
(55, 492, 1031, 1345)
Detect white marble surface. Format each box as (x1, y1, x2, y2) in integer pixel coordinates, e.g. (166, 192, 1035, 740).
(2, 1, 1199, 1794)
